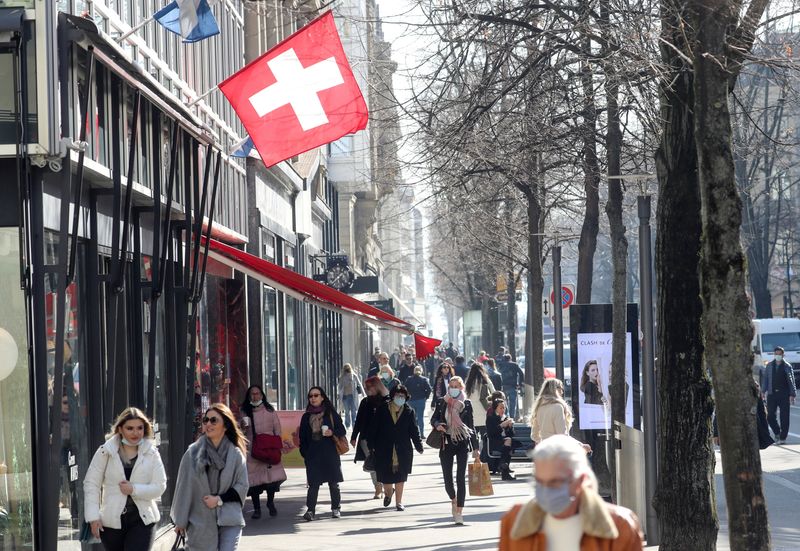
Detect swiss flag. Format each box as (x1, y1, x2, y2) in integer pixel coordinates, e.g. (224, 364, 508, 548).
(219, 11, 368, 167)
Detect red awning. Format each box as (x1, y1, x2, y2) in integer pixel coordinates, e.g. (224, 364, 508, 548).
(204, 237, 415, 333)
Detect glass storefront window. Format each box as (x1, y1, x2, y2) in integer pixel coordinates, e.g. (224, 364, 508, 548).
(286, 296, 298, 410)
(0, 228, 33, 548)
(263, 285, 278, 406)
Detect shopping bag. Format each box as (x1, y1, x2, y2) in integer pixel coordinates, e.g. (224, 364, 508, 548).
(468, 458, 494, 497)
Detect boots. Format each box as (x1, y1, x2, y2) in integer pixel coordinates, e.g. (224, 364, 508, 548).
(251, 493, 262, 519)
(501, 447, 516, 480)
(267, 491, 277, 517)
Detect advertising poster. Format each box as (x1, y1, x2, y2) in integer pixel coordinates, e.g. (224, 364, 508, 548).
(575, 332, 634, 430)
(276, 410, 305, 468)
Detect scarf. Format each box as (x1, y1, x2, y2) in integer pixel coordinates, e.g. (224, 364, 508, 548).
(388, 402, 403, 471)
(308, 411, 325, 438)
(445, 392, 472, 443)
(205, 435, 231, 495)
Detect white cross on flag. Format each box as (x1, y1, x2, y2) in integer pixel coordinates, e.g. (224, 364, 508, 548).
(219, 11, 368, 167)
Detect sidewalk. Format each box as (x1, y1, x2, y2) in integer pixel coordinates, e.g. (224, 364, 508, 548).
(238, 440, 534, 551)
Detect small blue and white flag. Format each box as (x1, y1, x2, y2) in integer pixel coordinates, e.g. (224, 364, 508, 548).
(229, 136, 260, 159)
(154, 0, 220, 43)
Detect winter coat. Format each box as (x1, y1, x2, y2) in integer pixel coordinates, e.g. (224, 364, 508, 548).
(243, 406, 287, 488)
(368, 403, 423, 478)
(83, 435, 166, 529)
(430, 398, 480, 452)
(338, 372, 362, 400)
(467, 379, 495, 427)
(498, 360, 524, 388)
(352, 395, 390, 462)
(170, 436, 249, 551)
(299, 409, 346, 485)
(531, 402, 570, 444)
(405, 374, 433, 402)
(499, 492, 644, 551)
(760, 360, 797, 397)
(454, 361, 470, 380)
(487, 368, 504, 392)
(486, 412, 516, 451)
(398, 363, 416, 383)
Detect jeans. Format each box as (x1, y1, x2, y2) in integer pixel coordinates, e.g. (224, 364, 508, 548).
(766, 392, 792, 440)
(342, 394, 358, 428)
(409, 399, 427, 436)
(306, 482, 341, 511)
(439, 442, 468, 507)
(504, 387, 518, 419)
(217, 526, 242, 551)
(99, 511, 155, 550)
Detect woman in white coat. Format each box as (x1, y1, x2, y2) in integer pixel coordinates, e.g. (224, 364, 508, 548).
(83, 407, 167, 550)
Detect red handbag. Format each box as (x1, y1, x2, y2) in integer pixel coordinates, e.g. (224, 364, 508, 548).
(252, 433, 282, 465)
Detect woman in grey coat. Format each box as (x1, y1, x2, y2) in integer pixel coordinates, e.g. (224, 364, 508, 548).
(171, 403, 249, 551)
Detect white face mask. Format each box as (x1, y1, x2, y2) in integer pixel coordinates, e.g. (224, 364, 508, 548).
(449, 388, 461, 398)
(381, 372, 391, 381)
(121, 437, 141, 447)
(775, 354, 784, 363)
(250, 400, 263, 407)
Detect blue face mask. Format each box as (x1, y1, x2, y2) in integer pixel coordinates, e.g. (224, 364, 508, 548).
(535, 481, 576, 515)
(121, 437, 141, 447)
(393, 397, 406, 407)
(449, 388, 461, 398)
(381, 372, 391, 381)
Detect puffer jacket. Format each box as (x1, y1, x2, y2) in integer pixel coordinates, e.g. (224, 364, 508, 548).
(83, 435, 166, 529)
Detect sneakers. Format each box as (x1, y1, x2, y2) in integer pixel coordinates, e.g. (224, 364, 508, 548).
(454, 511, 464, 525)
(332, 509, 342, 518)
(396, 504, 405, 511)
(303, 510, 316, 522)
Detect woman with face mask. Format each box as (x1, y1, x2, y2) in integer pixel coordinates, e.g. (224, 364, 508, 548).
(351, 376, 390, 499)
(239, 385, 286, 519)
(430, 376, 480, 525)
(84, 407, 166, 550)
(378, 365, 401, 393)
(367, 385, 424, 510)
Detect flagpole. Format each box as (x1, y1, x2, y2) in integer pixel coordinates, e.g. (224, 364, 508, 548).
(187, 85, 218, 107)
(116, 15, 155, 42)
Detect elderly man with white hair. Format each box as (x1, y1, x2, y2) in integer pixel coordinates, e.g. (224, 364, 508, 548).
(499, 435, 643, 550)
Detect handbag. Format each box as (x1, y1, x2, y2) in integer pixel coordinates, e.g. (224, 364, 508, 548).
(252, 433, 283, 465)
(171, 533, 186, 550)
(334, 435, 350, 455)
(425, 429, 443, 449)
(362, 452, 376, 472)
(468, 458, 494, 497)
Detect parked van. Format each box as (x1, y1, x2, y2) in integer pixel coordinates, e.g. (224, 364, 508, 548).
(751, 318, 800, 381)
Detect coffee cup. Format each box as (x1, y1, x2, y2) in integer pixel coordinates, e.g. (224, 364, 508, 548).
(321, 425, 329, 434)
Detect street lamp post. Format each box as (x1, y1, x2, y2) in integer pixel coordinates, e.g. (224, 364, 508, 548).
(552, 244, 564, 381)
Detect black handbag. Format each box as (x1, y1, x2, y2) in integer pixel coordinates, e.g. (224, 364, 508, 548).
(425, 429, 443, 449)
(171, 533, 186, 550)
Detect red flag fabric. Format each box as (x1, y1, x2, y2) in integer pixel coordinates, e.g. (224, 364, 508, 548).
(414, 334, 442, 360)
(219, 11, 368, 167)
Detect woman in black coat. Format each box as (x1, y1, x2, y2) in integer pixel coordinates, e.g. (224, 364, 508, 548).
(351, 376, 390, 499)
(368, 385, 424, 511)
(430, 376, 480, 525)
(485, 399, 518, 480)
(298, 386, 346, 521)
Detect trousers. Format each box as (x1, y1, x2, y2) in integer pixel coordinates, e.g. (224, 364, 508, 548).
(439, 441, 468, 507)
(99, 511, 155, 551)
(409, 399, 427, 436)
(766, 392, 791, 440)
(306, 482, 341, 511)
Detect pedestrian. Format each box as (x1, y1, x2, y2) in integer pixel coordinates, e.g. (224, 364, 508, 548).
(351, 376, 391, 499)
(484, 358, 503, 392)
(465, 362, 495, 439)
(432, 361, 455, 407)
(368, 347, 382, 377)
(498, 353, 525, 419)
(369, 385, 424, 511)
(171, 403, 249, 551)
(453, 355, 470, 379)
(445, 342, 457, 359)
(397, 352, 417, 383)
(338, 364, 362, 430)
(84, 407, 166, 549)
(299, 386, 347, 521)
(580, 360, 607, 406)
(405, 365, 433, 437)
(430, 376, 480, 525)
(239, 385, 286, 519)
(498, 435, 644, 550)
(378, 363, 401, 393)
(760, 346, 797, 444)
(486, 399, 518, 480)
(531, 379, 573, 444)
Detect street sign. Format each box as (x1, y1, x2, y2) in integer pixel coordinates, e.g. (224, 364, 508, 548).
(550, 285, 575, 309)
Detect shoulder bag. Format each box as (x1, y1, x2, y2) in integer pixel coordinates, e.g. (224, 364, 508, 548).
(250, 416, 282, 465)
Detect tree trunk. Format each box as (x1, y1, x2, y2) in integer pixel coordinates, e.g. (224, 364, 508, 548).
(576, 37, 600, 305)
(524, 175, 545, 418)
(652, 2, 718, 546)
(747, 252, 773, 318)
(690, 2, 771, 548)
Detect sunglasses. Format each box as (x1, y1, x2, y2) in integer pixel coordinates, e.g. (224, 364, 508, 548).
(308, 393, 322, 399)
(202, 416, 221, 425)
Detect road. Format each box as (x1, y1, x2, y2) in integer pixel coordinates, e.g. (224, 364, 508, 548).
(239, 406, 800, 550)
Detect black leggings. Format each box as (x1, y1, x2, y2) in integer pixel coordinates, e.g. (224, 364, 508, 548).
(249, 487, 276, 510)
(99, 511, 155, 551)
(440, 442, 469, 507)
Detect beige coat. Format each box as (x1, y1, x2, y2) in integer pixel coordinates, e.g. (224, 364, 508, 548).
(531, 402, 570, 443)
(499, 490, 643, 551)
(245, 406, 287, 487)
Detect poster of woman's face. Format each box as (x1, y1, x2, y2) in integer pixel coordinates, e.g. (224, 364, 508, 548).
(576, 332, 634, 430)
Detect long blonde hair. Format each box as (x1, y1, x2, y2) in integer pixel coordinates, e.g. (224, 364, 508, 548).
(531, 379, 573, 429)
(106, 407, 155, 441)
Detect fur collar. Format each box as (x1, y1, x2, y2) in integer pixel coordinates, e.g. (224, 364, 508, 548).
(510, 489, 619, 540)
